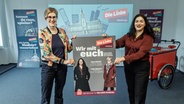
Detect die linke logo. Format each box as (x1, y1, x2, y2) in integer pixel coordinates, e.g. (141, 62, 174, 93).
(26, 10, 35, 15)
(103, 8, 128, 19)
(96, 37, 113, 48)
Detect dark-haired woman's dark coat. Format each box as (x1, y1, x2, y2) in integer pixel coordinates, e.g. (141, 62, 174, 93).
(74, 66, 90, 91)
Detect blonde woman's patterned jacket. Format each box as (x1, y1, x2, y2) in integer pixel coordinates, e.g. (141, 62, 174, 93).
(38, 27, 72, 66)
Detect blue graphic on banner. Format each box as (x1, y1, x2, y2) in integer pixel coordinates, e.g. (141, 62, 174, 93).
(14, 10, 40, 68)
(50, 4, 133, 39)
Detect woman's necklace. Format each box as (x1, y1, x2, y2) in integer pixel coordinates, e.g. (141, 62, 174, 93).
(135, 30, 144, 40)
(48, 26, 58, 34)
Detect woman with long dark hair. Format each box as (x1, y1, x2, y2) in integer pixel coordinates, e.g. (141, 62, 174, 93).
(74, 58, 90, 92)
(114, 14, 155, 104)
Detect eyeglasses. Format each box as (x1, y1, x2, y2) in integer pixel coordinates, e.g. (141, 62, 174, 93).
(47, 16, 57, 19)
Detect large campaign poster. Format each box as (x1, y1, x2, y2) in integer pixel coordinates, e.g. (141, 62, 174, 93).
(14, 10, 40, 68)
(140, 9, 164, 43)
(73, 36, 116, 96)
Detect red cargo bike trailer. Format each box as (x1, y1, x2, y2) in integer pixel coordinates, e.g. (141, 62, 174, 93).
(149, 39, 180, 89)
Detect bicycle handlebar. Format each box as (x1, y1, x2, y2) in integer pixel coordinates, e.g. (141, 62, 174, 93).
(157, 39, 181, 50)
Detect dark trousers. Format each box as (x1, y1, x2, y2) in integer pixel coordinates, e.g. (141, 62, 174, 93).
(41, 63, 67, 104)
(103, 87, 114, 91)
(124, 60, 150, 104)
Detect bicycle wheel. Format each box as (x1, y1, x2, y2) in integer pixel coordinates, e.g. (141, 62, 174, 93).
(157, 64, 174, 89)
(179, 56, 184, 73)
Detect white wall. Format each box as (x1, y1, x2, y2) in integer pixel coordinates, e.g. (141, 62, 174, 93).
(0, 0, 13, 64)
(0, 0, 182, 64)
(175, 0, 184, 71)
(176, 0, 184, 57)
